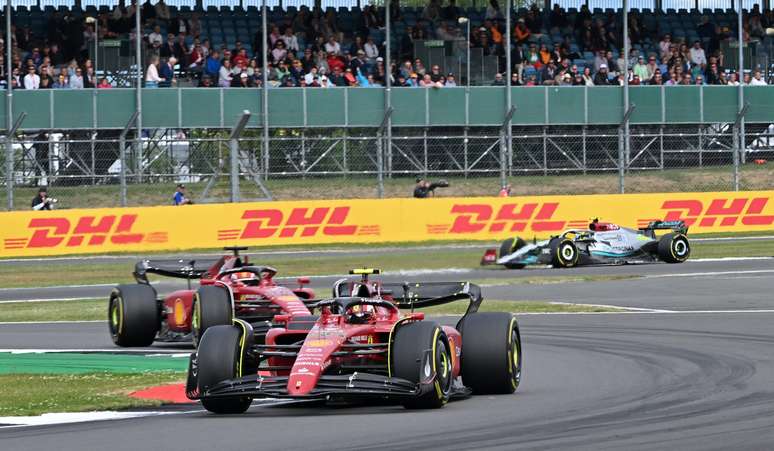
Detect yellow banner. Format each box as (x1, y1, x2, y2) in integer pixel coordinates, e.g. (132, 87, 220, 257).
(1, 191, 774, 257)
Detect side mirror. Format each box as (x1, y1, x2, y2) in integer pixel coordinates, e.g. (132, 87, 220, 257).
(297, 277, 310, 286)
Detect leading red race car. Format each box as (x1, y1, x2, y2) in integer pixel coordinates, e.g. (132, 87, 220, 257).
(186, 269, 522, 412)
(108, 247, 316, 347)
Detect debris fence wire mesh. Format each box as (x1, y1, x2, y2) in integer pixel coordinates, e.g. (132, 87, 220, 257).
(2, 124, 773, 210)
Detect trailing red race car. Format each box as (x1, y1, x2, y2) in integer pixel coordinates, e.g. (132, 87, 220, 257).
(108, 247, 316, 347)
(186, 269, 522, 412)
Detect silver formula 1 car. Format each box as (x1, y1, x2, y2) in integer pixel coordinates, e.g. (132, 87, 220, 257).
(487, 219, 690, 269)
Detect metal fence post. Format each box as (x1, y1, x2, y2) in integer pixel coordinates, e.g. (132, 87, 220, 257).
(5, 0, 13, 210)
(119, 111, 140, 207)
(733, 103, 750, 191)
(229, 111, 252, 203)
(377, 108, 393, 198)
(500, 107, 516, 188)
(5, 113, 26, 210)
(619, 105, 636, 194)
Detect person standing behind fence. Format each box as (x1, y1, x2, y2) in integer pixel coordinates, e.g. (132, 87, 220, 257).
(172, 184, 192, 205)
(32, 187, 57, 210)
(499, 183, 512, 197)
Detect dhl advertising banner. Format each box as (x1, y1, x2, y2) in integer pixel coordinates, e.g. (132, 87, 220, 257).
(2, 191, 774, 258)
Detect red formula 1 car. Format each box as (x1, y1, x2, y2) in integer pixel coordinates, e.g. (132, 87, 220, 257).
(186, 269, 522, 413)
(108, 247, 316, 347)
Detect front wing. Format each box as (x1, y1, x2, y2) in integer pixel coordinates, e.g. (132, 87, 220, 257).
(186, 355, 469, 402)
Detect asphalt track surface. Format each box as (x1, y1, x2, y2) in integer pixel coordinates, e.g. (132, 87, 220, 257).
(2, 252, 774, 450)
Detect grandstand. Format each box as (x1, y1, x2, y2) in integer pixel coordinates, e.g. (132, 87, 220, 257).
(0, 1, 772, 209)
(1, 1, 772, 88)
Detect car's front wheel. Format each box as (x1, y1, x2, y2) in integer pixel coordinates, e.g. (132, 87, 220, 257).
(197, 325, 252, 414)
(391, 321, 453, 409)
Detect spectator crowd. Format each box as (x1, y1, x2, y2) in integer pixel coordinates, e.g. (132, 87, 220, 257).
(1, 0, 771, 91)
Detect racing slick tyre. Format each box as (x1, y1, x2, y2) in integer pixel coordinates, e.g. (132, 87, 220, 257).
(460, 312, 522, 394)
(391, 321, 453, 409)
(192, 286, 233, 347)
(549, 237, 579, 268)
(197, 325, 252, 414)
(657, 232, 690, 263)
(108, 284, 159, 347)
(500, 237, 527, 269)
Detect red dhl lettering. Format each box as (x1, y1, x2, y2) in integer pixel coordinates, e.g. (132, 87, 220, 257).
(237, 207, 361, 240)
(13, 214, 164, 249)
(448, 203, 566, 234)
(656, 197, 774, 227)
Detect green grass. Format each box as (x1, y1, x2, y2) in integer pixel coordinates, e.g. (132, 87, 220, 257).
(0, 248, 483, 288)
(2, 163, 772, 210)
(0, 299, 104, 322)
(1, 236, 773, 289)
(0, 372, 185, 416)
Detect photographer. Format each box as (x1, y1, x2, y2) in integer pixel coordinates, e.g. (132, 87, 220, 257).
(31, 187, 57, 210)
(413, 177, 449, 198)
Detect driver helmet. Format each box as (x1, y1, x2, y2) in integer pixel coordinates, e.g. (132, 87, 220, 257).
(230, 271, 259, 286)
(346, 304, 376, 324)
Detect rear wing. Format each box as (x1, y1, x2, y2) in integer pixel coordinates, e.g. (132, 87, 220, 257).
(133, 258, 220, 284)
(383, 281, 483, 315)
(640, 220, 688, 235)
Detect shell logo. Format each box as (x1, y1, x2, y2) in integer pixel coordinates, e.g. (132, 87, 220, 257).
(174, 298, 187, 326)
(305, 339, 331, 347)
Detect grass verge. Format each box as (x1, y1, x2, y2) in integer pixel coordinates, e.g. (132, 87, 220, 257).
(2, 236, 773, 289)
(0, 372, 185, 417)
(0, 299, 104, 322)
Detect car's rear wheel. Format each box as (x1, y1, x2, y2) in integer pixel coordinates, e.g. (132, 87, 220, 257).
(461, 312, 522, 394)
(657, 233, 690, 263)
(108, 284, 159, 347)
(192, 286, 232, 347)
(391, 321, 453, 409)
(549, 237, 579, 268)
(500, 237, 527, 269)
(197, 325, 252, 414)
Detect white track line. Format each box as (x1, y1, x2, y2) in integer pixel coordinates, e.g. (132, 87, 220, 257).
(0, 399, 301, 428)
(0, 320, 102, 325)
(646, 269, 774, 278)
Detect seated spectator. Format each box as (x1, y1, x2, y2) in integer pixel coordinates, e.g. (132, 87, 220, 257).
(364, 36, 379, 61)
(485, 0, 502, 21)
(204, 51, 221, 79)
(659, 34, 672, 59)
(97, 77, 112, 88)
(749, 70, 767, 85)
(52, 73, 68, 89)
(541, 60, 558, 84)
(633, 56, 648, 81)
(236, 72, 252, 87)
(445, 73, 458, 87)
(324, 36, 341, 56)
(593, 64, 611, 85)
(281, 28, 299, 53)
(492, 72, 505, 86)
(148, 25, 163, 52)
(23, 66, 40, 90)
(69, 67, 84, 89)
(582, 66, 594, 86)
(689, 41, 707, 67)
(514, 18, 531, 44)
(272, 40, 288, 64)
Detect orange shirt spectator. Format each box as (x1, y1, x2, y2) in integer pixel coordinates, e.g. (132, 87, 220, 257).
(514, 20, 530, 43)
